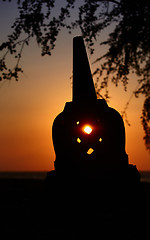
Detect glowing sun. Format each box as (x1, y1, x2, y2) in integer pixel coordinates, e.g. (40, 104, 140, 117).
(83, 125, 92, 134)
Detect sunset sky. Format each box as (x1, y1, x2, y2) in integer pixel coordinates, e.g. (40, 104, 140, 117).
(0, 1, 149, 171)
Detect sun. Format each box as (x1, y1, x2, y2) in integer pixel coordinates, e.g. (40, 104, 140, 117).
(83, 125, 92, 134)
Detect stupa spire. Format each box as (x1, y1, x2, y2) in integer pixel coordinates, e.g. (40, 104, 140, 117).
(73, 36, 97, 102)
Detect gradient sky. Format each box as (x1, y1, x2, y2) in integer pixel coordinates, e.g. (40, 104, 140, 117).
(0, 1, 149, 171)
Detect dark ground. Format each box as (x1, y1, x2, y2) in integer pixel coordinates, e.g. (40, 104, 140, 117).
(0, 173, 150, 240)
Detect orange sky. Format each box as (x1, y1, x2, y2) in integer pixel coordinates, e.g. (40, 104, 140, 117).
(0, 2, 149, 171)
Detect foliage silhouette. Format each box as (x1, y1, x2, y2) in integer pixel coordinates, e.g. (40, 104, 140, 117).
(0, 0, 149, 150)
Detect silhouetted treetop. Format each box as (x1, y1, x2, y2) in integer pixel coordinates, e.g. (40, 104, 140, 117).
(0, 0, 149, 150)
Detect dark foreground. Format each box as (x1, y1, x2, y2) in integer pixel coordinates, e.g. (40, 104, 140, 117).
(0, 172, 150, 240)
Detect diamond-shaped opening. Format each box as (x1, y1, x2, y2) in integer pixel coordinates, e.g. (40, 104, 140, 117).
(87, 148, 94, 155)
(77, 137, 81, 143)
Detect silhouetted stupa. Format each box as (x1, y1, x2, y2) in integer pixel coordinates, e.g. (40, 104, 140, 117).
(52, 36, 140, 182)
